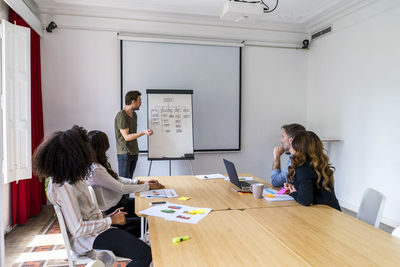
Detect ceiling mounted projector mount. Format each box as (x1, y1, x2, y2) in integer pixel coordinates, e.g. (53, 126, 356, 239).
(259, 0, 279, 13)
(220, 0, 279, 22)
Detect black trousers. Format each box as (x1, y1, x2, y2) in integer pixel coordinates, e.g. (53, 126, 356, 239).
(104, 196, 137, 218)
(93, 228, 151, 267)
(104, 196, 141, 238)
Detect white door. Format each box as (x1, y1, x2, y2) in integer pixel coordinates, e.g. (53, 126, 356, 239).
(1, 19, 31, 184)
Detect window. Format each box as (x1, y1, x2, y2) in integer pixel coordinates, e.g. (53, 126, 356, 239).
(1, 19, 31, 183)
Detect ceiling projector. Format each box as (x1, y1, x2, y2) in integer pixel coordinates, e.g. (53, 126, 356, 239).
(220, 1, 264, 22)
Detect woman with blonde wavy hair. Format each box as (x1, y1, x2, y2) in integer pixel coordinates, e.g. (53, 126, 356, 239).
(284, 131, 341, 211)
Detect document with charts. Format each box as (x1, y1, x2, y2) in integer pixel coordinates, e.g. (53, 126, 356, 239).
(139, 189, 178, 198)
(139, 202, 212, 224)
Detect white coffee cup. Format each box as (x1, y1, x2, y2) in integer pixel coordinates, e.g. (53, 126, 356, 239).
(250, 183, 264, 198)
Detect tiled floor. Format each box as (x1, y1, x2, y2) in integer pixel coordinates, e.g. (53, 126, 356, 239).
(4, 205, 395, 266)
(5, 205, 57, 267)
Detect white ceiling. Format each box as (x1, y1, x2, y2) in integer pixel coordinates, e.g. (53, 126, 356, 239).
(33, 0, 365, 31)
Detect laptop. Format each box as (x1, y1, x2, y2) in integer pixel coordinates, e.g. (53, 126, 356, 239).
(223, 159, 256, 191)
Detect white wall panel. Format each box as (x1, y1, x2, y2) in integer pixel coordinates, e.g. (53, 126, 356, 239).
(41, 28, 307, 184)
(307, 3, 400, 226)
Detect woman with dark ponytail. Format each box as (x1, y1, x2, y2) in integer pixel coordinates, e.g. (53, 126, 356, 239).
(86, 130, 164, 219)
(285, 131, 341, 211)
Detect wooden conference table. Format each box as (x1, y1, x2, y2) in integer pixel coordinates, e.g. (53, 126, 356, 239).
(135, 175, 400, 266)
(149, 209, 308, 267)
(245, 206, 400, 266)
(135, 174, 297, 212)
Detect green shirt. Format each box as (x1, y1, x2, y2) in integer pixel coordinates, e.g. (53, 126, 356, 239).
(114, 110, 139, 155)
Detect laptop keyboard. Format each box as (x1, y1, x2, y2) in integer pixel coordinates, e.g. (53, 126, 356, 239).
(240, 181, 251, 188)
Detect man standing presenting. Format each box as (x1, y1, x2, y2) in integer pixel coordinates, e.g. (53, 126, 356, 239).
(115, 91, 153, 178)
(271, 123, 305, 187)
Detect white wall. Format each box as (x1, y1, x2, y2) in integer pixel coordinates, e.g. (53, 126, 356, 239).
(307, 2, 400, 226)
(41, 29, 120, 154)
(135, 45, 307, 178)
(40, 0, 400, 228)
(41, 29, 307, 182)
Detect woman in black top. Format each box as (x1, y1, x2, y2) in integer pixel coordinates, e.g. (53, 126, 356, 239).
(284, 131, 341, 211)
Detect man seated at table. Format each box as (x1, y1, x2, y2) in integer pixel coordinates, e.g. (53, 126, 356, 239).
(271, 123, 305, 187)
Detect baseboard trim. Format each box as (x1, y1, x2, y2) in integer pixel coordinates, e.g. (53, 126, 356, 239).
(339, 199, 400, 228)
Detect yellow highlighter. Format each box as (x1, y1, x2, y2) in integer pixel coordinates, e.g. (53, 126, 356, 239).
(172, 236, 190, 244)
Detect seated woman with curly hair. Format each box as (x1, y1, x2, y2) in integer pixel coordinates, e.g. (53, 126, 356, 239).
(33, 126, 152, 267)
(284, 131, 341, 211)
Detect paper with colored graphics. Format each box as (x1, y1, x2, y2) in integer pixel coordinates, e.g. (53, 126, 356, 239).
(140, 189, 178, 198)
(139, 202, 212, 224)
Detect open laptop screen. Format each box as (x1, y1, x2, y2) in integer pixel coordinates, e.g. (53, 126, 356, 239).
(223, 159, 242, 189)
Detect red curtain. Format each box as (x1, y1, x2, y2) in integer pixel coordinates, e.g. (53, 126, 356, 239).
(9, 9, 46, 225)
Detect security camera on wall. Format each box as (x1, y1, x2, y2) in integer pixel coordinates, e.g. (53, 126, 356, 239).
(302, 39, 310, 49)
(46, 21, 57, 33)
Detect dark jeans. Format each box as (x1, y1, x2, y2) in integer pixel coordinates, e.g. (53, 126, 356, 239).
(93, 228, 151, 267)
(117, 154, 138, 179)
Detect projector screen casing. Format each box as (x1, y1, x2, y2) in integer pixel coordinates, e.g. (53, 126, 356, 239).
(121, 40, 241, 152)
